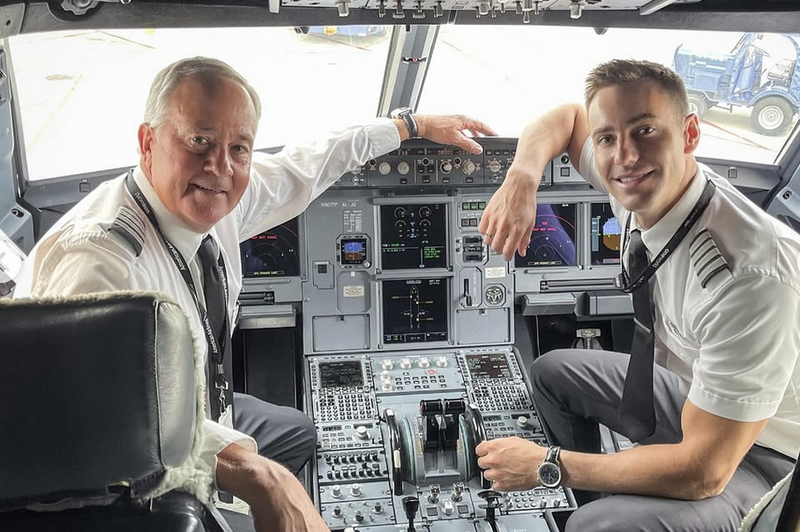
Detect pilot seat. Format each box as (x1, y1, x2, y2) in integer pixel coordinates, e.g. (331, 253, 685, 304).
(0, 292, 230, 532)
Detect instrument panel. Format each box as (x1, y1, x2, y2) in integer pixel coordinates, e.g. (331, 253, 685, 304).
(305, 347, 576, 532)
(237, 138, 635, 532)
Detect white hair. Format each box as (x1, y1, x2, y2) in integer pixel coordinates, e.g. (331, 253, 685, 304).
(143, 56, 262, 128)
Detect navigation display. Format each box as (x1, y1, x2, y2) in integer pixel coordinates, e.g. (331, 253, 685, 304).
(382, 278, 448, 344)
(241, 217, 300, 277)
(515, 203, 577, 268)
(380, 204, 447, 270)
(465, 353, 512, 379)
(319, 361, 364, 388)
(590, 203, 622, 265)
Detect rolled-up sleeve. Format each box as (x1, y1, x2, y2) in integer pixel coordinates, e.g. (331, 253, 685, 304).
(200, 420, 258, 488)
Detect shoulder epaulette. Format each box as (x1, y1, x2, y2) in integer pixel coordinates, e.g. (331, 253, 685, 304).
(689, 229, 730, 288)
(108, 205, 145, 257)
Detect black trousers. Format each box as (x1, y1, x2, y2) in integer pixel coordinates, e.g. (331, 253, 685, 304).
(531, 349, 795, 532)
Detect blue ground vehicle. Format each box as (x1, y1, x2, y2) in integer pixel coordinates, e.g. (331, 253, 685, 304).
(674, 33, 800, 135)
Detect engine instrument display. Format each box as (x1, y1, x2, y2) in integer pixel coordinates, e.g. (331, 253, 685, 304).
(382, 278, 448, 344)
(590, 203, 622, 265)
(465, 352, 512, 379)
(515, 203, 577, 268)
(241, 217, 300, 277)
(380, 204, 447, 270)
(318, 360, 364, 388)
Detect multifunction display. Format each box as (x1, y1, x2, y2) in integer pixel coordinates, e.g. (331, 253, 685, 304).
(380, 204, 447, 270)
(319, 361, 364, 388)
(515, 203, 577, 268)
(382, 278, 448, 344)
(465, 353, 512, 379)
(240, 217, 300, 277)
(590, 203, 622, 265)
(340, 236, 368, 265)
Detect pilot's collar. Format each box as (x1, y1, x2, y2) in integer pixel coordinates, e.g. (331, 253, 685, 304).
(132, 166, 210, 261)
(633, 167, 707, 256)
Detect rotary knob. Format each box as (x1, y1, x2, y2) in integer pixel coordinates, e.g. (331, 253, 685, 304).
(487, 159, 502, 174)
(373, 501, 384, 514)
(462, 159, 476, 175)
(331, 485, 342, 498)
(355, 426, 370, 440)
(332, 505, 342, 517)
(418, 357, 430, 368)
(400, 357, 412, 369)
(442, 500, 455, 515)
(397, 161, 411, 175)
(436, 356, 448, 367)
(378, 161, 391, 175)
(350, 484, 362, 496)
(516, 415, 529, 428)
(355, 510, 365, 522)
(382, 382, 393, 392)
(381, 359, 394, 370)
(381, 370, 391, 382)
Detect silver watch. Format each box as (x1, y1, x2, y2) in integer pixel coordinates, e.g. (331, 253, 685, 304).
(390, 107, 419, 138)
(536, 446, 562, 488)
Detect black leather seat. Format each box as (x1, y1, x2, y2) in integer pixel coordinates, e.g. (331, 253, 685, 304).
(0, 292, 228, 532)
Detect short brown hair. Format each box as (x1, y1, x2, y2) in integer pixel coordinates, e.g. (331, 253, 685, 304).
(585, 59, 689, 120)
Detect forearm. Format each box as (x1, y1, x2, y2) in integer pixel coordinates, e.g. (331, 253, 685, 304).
(562, 443, 721, 500)
(508, 103, 585, 184)
(215, 443, 322, 529)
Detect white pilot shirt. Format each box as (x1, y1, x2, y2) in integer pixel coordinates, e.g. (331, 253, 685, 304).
(579, 137, 800, 459)
(15, 118, 401, 480)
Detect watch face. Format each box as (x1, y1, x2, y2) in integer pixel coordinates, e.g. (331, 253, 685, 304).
(538, 462, 561, 488)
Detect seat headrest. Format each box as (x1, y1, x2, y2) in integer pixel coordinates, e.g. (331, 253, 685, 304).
(0, 292, 197, 510)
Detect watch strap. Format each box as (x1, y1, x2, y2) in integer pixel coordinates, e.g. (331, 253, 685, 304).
(391, 108, 419, 138)
(545, 445, 561, 465)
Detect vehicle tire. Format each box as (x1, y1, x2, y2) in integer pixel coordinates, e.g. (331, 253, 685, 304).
(687, 94, 708, 119)
(750, 96, 795, 136)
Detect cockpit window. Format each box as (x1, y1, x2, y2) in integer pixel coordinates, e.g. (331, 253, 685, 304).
(9, 26, 392, 181)
(419, 26, 800, 165)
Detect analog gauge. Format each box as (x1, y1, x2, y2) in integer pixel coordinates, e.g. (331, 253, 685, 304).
(419, 206, 432, 218)
(485, 285, 505, 306)
(394, 207, 407, 219)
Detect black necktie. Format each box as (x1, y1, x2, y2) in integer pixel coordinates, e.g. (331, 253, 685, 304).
(619, 229, 656, 441)
(197, 235, 233, 423)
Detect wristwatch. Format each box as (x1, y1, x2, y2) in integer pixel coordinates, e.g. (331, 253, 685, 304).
(537, 446, 562, 488)
(390, 107, 419, 138)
